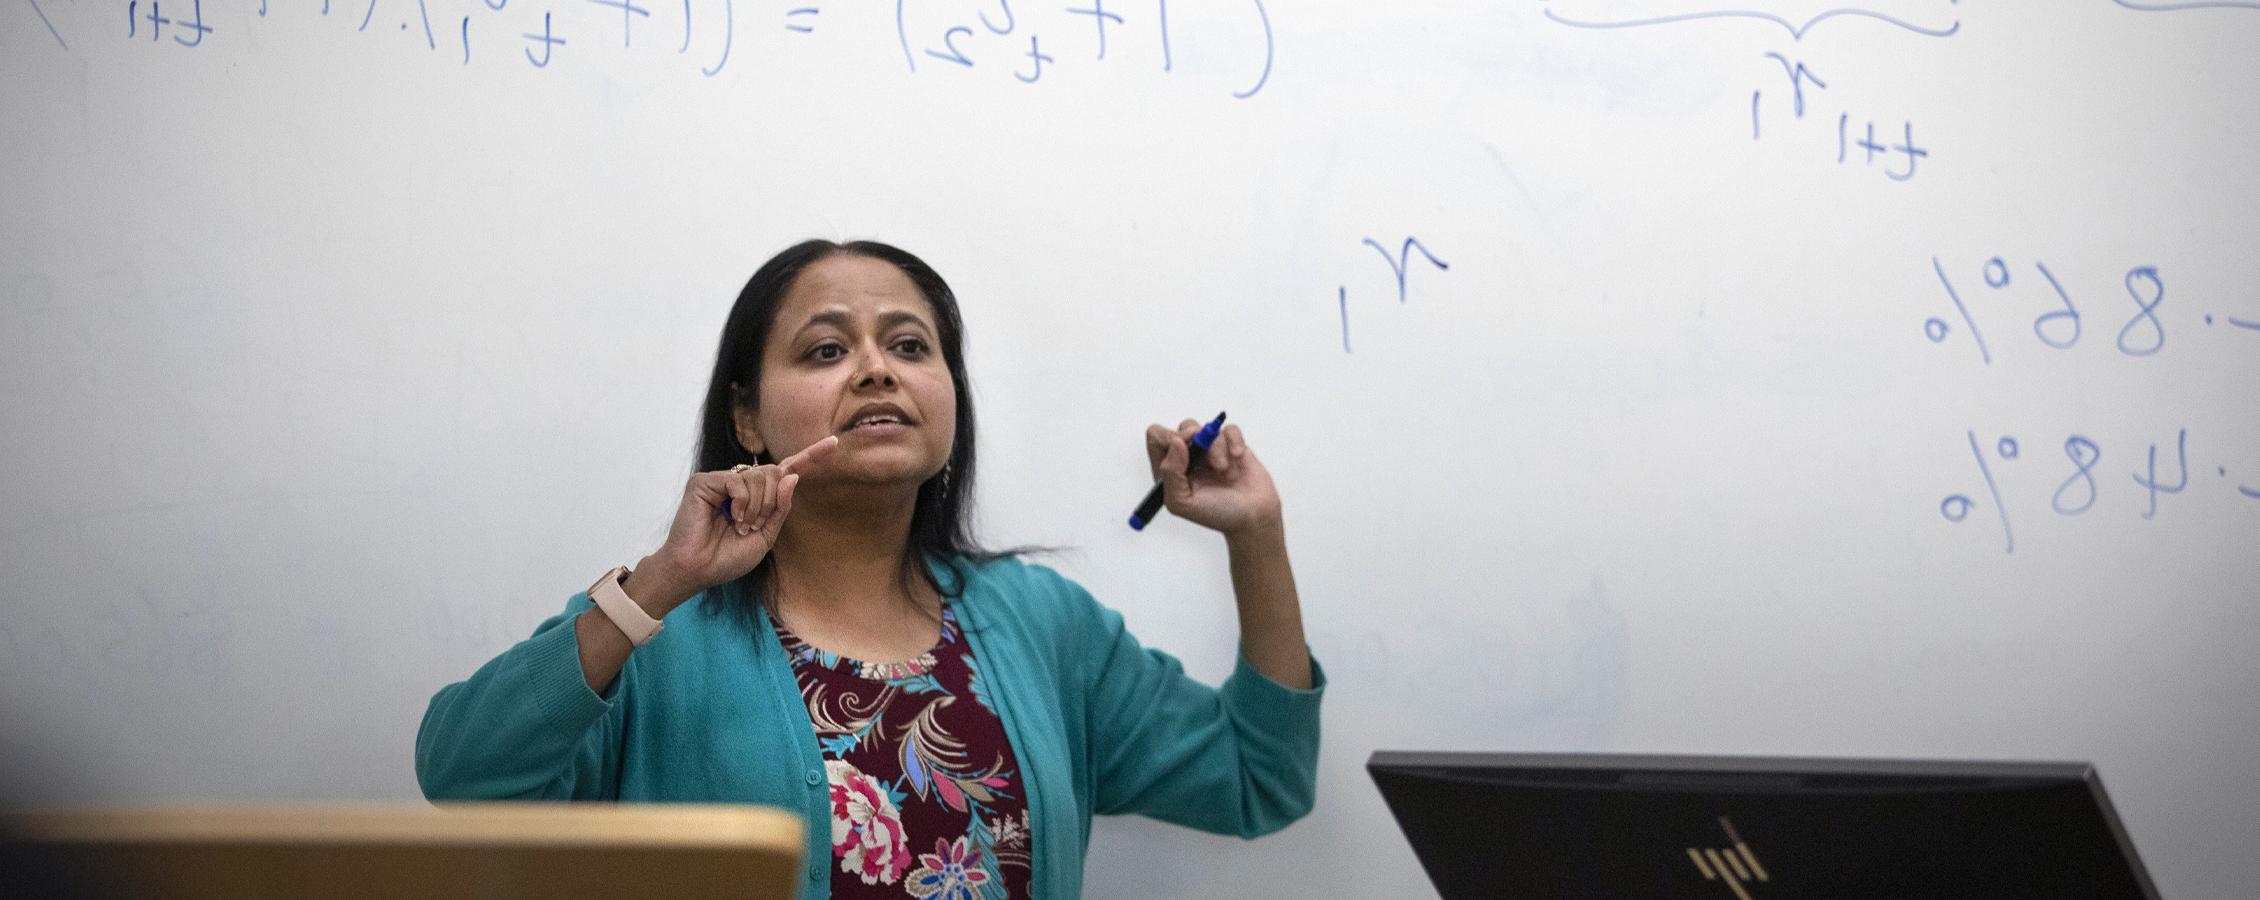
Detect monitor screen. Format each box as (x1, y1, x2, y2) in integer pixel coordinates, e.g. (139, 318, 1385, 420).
(1368, 751, 2157, 900)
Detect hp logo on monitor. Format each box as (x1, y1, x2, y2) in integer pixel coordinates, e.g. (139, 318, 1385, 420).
(1686, 817, 1770, 898)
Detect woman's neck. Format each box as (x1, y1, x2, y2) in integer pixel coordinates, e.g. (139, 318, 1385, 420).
(766, 485, 935, 625)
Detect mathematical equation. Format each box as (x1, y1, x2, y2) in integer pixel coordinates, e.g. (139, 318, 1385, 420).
(27, 0, 1275, 95)
(1750, 53, 1927, 181)
(1923, 256, 2259, 366)
(1940, 428, 2259, 554)
(1542, 0, 2260, 181)
(896, 0, 1272, 96)
(1541, 3, 1957, 182)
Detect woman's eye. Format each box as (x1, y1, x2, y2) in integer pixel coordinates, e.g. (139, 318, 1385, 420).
(808, 344, 845, 362)
(893, 338, 929, 356)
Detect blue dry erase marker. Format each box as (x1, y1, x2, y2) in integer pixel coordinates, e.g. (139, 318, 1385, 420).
(1130, 411, 1226, 531)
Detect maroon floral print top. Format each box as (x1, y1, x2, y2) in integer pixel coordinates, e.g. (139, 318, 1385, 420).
(776, 605, 1031, 900)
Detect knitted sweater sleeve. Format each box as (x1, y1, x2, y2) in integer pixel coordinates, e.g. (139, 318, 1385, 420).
(1056, 572, 1327, 839)
(413, 594, 626, 801)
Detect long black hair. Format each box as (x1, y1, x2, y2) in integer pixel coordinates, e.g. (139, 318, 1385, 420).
(694, 239, 1009, 621)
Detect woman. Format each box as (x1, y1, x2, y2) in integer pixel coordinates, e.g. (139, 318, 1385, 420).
(415, 240, 1323, 900)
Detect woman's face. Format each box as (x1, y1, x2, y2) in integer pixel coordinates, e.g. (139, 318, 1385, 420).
(737, 254, 957, 490)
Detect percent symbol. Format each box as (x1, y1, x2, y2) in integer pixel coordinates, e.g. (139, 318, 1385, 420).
(1941, 431, 2021, 553)
(1926, 256, 2087, 363)
(1926, 256, 1997, 365)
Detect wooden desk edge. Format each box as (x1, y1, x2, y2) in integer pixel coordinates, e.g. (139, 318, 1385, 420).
(1, 803, 804, 850)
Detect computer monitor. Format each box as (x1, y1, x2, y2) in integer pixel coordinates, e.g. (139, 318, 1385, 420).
(1368, 751, 2157, 900)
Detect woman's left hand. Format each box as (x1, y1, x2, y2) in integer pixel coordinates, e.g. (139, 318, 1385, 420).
(1145, 419, 1283, 537)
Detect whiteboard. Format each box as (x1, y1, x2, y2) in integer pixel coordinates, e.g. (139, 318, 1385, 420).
(4, 0, 2256, 896)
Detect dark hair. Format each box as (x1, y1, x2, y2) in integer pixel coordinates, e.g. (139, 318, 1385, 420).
(695, 239, 1008, 621)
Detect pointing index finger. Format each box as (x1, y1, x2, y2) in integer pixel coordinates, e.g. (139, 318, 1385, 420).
(778, 435, 840, 475)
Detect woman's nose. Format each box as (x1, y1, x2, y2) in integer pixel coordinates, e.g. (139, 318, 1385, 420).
(852, 350, 899, 390)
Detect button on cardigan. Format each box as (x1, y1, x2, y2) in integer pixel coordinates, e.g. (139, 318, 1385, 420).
(415, 555, 1326, 900)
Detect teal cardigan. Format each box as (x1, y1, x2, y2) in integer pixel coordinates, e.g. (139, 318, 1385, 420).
(415, 555, 1325, 899)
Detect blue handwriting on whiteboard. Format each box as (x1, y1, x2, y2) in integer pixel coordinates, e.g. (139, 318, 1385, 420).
(1232, 0, 1270, 99)
(586, 0, 650, 48)
(1940, 430, 2017, 552)
(1364, 236, 1451, 305)
(1065, 1, 1122, 60)
(360, 0, 436, 50)
(1757, 51, 1825, 129)
(1156, 0, 1170, 70)
(1542, 1, 1961, 41)
(1713, 52, 1934, 178)
(1939, 427, 2252, 553)
(29, 0, 67, 49)
(2133, 429, 2187, 519)
(1750, 55, 1928, 180)
(1334, 236, 1451, 353)
(894, 0, 1269, 97)
(928, 25, 974, 67)
(1016, 34, 1052, 83)
(127, 0, 212, 46)
(702, 0, 731, 76)
(982, 0, 1014, 35)
(1336, 287, 1350, 354)
(1922, 257, 2207, 365)
(1844, 118, 1927, 180)
(2114, 1, 2260, 12)
(522, 10, 563, 67)
(53, 0, 1250, 87)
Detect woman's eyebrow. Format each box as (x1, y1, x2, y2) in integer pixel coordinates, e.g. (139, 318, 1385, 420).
(792, 309, 933, 338)
(790, 310, 854, 338)
(876, 310, 935, 334)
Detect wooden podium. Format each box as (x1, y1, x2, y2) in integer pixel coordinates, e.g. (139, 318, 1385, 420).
(1, 803, 803, 899)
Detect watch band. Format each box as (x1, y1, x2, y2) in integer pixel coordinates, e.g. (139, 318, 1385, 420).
(588, 565, 665, 647)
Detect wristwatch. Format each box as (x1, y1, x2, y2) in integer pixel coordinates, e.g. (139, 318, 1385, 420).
(588, 565, 665, 647)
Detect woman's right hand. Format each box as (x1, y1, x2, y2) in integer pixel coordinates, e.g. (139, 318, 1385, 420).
(628, 436, 839, 615)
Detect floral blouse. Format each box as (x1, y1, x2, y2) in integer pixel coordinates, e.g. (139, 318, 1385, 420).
(776, 605, 1032, 900)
